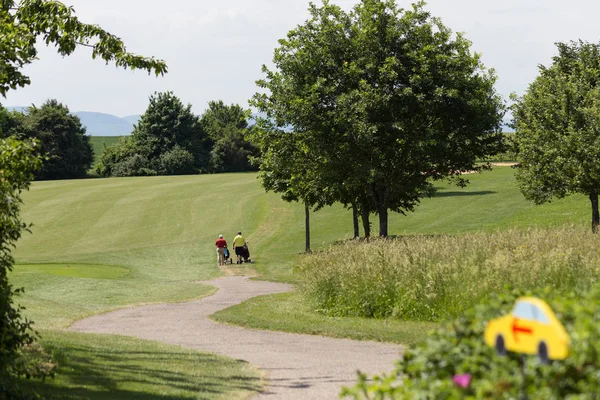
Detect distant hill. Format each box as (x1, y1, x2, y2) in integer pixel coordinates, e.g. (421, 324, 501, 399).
(7, 107, 141, 136)
(122, 115, 141, 126)
(74, 112, 137, 136)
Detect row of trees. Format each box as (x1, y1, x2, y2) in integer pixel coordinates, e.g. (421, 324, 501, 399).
(96, 93, 259, 177)
(251, 0, 505, 243)
(0, 94, 259, 181)
(0, 101, 94, 180)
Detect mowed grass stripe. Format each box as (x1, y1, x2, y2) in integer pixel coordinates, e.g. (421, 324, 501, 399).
(13, 167, 591, 330)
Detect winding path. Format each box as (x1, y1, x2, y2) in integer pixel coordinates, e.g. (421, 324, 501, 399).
(70, 276, 402, 399)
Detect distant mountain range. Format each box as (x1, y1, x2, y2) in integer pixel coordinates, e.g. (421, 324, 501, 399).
(7, 106, 513, 136)
(7, 107, 139, 136)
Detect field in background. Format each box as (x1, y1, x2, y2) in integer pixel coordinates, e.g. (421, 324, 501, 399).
(89, 136, 124, 165)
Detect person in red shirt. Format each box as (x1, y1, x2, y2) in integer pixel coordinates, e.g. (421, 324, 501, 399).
(215, 234, 227, 266)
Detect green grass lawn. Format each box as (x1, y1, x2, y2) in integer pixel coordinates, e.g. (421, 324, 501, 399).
(211, 292, 437, 346)
(12, 166, 592, 397)
(20, 331, 263, 400)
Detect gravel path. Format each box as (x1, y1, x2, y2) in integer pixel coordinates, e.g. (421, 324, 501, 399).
(70, 276, 402, 399)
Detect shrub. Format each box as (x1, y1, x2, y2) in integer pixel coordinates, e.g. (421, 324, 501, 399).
(297, 227, 600, 322)
(111, 154, 155, 177)
(95, 137, 136, 177)
(342, 286, 600, 399)
(0, 138, 54, 398)
(159, 145, 196, 175)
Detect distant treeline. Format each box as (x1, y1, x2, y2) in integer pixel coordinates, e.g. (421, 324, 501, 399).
(0, 92, 259, 180)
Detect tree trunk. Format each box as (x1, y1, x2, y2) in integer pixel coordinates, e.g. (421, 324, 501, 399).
(361, 208, 371, 239)
(590, 189, 599, 233)
(378, 205, 388, 238)
(352, 205, 359, 239)
(305, 204, 311, 253)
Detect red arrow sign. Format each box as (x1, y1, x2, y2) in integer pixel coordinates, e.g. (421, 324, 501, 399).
(512, 318, 533, 342)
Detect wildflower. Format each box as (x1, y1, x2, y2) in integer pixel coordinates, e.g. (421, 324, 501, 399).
(452, 374, 471, 388)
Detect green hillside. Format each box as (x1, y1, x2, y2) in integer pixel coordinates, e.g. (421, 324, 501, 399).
(89, 135, 124, 164)
(14, 166, 589, 326)
(11, 166, 591, 397)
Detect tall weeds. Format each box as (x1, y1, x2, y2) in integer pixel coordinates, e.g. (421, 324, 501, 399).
(296, 227, 600, 322)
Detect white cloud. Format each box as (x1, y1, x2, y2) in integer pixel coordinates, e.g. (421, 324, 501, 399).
(4, 0, 600, 117)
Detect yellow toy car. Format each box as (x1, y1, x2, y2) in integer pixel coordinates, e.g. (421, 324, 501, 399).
(484, 297, 570, 363)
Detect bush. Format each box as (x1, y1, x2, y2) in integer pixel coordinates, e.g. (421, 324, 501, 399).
(110, 154, 155, 177)
(94, 137, 136, 177)
(297, 227, 600, 322)
(159, 146, 196, 175)
(0, 138, 54, 398)
(342, 286, 600, 399)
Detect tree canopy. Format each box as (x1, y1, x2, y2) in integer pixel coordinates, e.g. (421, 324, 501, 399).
(96, 92, 210, 177)
(97, 96, 259, 177)
(200, 101, 258, 173)
(513, 40, 600, 232)
(0, 0, 166, 95)
(10, 100, 94, 180)
(252, 0, 505, 237)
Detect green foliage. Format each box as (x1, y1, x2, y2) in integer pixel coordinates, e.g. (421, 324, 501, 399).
(16, 100, 94, 180)
(297, 227, 600, 322)
(253, 0, 505, 237)
(158, 145, 195, 175)
(0, 137, 45, 397)
(95, 92, 211, 177)
(480, 133, 516, 162)
(0, 0, 166, 96)
(96, 96, 259, 177)
(513, 41, 600, 232)
(200, 100, 258, 173)
(343, 286, 600, 399)
(88, 136, 122, 166)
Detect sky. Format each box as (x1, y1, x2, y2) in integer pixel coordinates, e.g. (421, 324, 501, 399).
(4, 0, 600, 117)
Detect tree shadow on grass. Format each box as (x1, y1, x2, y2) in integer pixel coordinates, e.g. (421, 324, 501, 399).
(432, 190, 496, 198)
(20, 345, 262, 400)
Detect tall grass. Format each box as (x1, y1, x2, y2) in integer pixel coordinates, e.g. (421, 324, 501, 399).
(296, 227, 600, 322)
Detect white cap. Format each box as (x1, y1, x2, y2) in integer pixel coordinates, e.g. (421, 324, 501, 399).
(219, 234, 223, 238)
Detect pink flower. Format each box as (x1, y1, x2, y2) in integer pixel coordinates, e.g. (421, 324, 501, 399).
(452, 374, 472, 388)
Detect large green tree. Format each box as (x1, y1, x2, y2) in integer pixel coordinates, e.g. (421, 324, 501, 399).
(96, 92, 211, 176)
(0, 1, 166, 395)
(19, 99, 93, 180)
(253, 0, 504, 237)
(513, 41, 600, 233)
(200, 101, 258, 173)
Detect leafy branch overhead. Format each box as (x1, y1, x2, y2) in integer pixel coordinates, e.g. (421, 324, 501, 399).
(0, 0, 167, 95)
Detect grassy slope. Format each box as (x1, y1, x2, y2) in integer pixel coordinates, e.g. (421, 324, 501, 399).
(12, 167, 590, 396)
(15, 167, 589, 325)
(89, 136, 122, 165)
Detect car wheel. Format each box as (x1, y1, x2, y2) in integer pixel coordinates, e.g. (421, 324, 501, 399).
(538, 341, 550, 365)
(495, 334, 506, 356)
